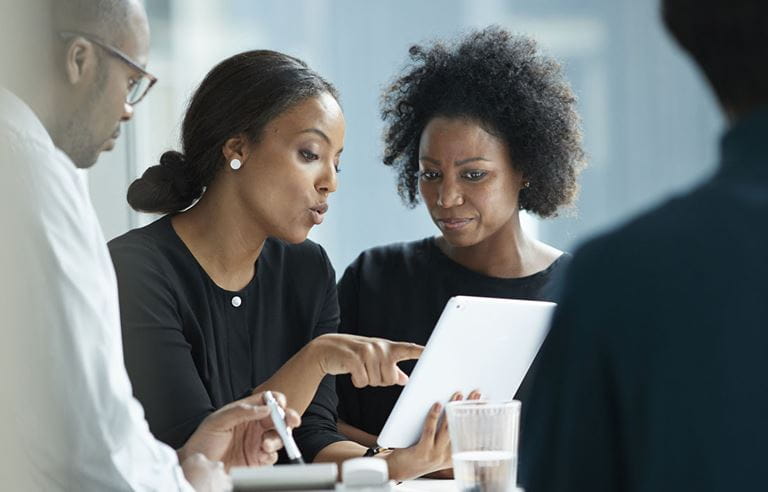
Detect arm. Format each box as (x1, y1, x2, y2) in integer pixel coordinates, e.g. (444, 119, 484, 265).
(114, 240, 303, 472)
(251, 248, 422, 416)
(0, 138, 193, 490)
(335, 263, 369, 444)
(112, 240, 217, 449)
(337, 420, 378, 448)
(321, 251, 456, 480)
(315, 393, 476, 481)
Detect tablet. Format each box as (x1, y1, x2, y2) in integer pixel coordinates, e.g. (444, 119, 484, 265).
(377, 296, 555, 449)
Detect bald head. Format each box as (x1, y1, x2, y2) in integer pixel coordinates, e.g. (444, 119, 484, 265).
(54, 0, 148, 47)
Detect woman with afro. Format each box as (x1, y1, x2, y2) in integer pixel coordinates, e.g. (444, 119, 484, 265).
(335, 26, 586, 477)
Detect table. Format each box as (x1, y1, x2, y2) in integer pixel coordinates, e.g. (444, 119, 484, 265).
(396, 479, 457, 491)
(396, 480, 524, 491)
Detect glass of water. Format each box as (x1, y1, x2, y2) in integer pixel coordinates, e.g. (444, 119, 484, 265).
(446, 400, 521, 492)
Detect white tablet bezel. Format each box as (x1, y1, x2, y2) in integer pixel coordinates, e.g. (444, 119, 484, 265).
(377, 295, 555, 449)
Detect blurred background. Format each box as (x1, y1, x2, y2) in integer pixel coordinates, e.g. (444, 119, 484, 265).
(90, 0, 724, 275)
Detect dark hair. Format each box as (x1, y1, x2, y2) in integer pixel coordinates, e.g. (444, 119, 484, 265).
(127, 50, 339, 214)
(663, 0, 768, 113)
(381, 26, 585, 218)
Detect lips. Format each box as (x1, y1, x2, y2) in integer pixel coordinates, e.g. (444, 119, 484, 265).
(435, 217, 474, 231)
(310, 203, 329, 215)
(309, 203, 329, 225)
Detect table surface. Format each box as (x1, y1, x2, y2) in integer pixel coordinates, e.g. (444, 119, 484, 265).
(397, 480, 523, 491)
(396, 479, 457, 491)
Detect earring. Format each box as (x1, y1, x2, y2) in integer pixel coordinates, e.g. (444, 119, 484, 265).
(230, 158, 242, 170)
(523, 181, 531, 189)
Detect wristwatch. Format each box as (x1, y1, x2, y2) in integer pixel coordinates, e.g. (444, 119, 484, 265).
(363, 446, 387, 457)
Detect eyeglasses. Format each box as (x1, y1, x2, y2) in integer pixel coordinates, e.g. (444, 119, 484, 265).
(59, 31, 157, 105)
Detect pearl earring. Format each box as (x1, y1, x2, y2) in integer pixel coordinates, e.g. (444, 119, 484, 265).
(230, 158, 242, 170)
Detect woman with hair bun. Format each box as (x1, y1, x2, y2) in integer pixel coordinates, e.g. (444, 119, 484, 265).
(336, 26, 586, 475)
(109, 50, 452, 479)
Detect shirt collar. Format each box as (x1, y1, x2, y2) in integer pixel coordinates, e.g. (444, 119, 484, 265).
(720, 105, 768, 176)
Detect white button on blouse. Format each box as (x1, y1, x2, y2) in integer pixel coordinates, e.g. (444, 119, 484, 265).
(231, 296, 242, 308)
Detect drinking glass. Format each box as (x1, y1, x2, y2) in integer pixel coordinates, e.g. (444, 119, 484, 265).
(446, 400, 521, 492)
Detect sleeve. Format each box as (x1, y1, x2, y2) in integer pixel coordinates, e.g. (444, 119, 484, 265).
(334, 259, 363, 427)
(291, 245, 350, 462)
(518, 239, 622, 492)
(0, 135, 192, 490)
(110, 239, 215, 450)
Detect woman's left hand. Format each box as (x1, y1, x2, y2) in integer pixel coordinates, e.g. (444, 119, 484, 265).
(383, 390, 481, 481)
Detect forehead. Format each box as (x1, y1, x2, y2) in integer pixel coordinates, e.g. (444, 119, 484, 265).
(114, 1, 150, 66)
(419, 117, 505, 155)
(267, 93, 345, 142)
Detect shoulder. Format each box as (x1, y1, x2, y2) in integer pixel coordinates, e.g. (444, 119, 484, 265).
(109, 218, 166, 259)
(108, 218, 177, 282)
(346, 238, 432, 274)
(564, 184, 721, 297)
(0, 134, 106, 266)
(580, 187, 709, 261)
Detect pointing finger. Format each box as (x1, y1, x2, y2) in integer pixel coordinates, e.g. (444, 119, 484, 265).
(391, 342, 424, 362)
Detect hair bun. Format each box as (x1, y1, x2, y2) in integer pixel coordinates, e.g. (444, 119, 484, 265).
(159, 150, 186, 170)
(126, 150, 203, 214)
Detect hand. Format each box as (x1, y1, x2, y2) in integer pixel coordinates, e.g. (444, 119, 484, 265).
(311, 334, 424, 387)
(180, 453, 232, 492)
(384, 390, 481, 481)
(179, 391, 301, 470)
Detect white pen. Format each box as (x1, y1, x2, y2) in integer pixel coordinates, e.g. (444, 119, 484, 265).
(264, 390, 305, 465)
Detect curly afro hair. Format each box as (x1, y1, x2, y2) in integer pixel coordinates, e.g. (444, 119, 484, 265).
(381, 26, 586, 218)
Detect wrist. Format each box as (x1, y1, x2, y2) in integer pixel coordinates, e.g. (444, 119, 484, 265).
(383, 449, 418, 481)
(363, 446, 389, 457)
(305, 335, 331, 378)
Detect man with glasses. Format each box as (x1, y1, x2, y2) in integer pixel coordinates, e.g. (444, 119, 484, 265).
(59, 30, 157, 105)
(0, 1, 297, 490)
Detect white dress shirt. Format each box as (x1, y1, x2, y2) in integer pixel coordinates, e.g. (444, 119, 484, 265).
(0, 88, 194, 491)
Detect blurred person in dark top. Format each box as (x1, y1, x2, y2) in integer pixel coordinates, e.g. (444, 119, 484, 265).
(520, 1, 768, 491)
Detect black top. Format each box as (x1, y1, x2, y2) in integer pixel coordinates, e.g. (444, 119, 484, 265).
(519, 106, 768, 492)
(336, 237, 569, 437)
(108, 216, 347, 462)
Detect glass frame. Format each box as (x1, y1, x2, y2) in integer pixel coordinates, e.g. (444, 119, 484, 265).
(58, 30, 157, 105)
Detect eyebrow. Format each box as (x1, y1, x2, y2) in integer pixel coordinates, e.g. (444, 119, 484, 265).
(298, 128, 330, 143)
(420, 156, 491, 166)
(298, 128, 344, 154)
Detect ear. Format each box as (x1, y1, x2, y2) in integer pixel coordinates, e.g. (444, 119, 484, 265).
(63, 37, 99, 85)
(222, 134, 250, 163)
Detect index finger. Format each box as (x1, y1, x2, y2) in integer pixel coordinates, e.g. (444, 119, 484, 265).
(390, 342, 424, 362)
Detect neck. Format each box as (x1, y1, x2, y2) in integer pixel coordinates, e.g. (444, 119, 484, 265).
(437, 214, 560, 278)
(171, 180, 266, 291)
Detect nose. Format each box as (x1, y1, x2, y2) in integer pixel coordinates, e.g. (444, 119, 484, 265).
(121, 101, 134, 122)
(436, 178, 464, 208)
(316, 160, 338, 195)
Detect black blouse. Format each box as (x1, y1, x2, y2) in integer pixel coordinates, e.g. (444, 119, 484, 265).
(336, 237, 569, 437)
(108, 215, 346, 462)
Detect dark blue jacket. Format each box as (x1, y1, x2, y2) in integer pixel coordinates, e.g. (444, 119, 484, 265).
(520, 107, 768, 492)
